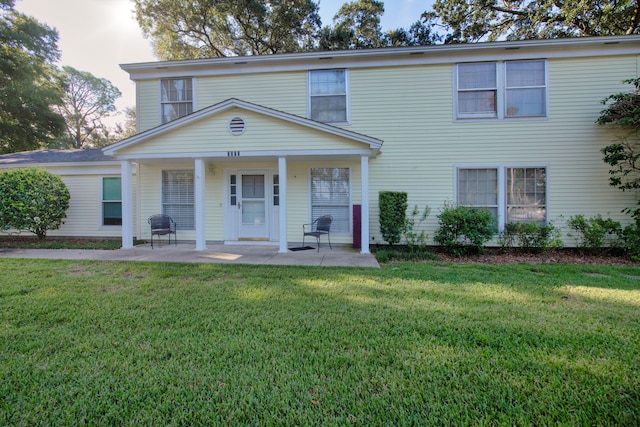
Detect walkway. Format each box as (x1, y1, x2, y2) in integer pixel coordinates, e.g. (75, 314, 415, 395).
(0, 243, 380, 268)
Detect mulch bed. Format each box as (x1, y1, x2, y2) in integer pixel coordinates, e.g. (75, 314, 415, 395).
(432, 248, 638, 266)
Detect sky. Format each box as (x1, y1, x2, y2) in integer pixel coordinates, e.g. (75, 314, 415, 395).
(15, 0, 434, 124)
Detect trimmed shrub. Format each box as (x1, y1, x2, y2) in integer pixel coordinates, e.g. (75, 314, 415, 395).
(379, 191, 407, 245)
(0, 168, 70, 240)
(567, 214, 622, 253)
(433, 202, 496, 255)
(622, 223, 640, 261)
(499, 221, 562, 253)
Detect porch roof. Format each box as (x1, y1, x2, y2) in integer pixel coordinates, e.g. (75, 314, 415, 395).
(104, 99, 383, 161)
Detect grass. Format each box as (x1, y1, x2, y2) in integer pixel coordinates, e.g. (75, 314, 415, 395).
(0, 259, 638, 425)
(0, 236, 124, 250)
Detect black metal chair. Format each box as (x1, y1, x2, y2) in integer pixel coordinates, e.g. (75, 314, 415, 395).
(148, 214, 176, 249)
(303, 215, 332, 252)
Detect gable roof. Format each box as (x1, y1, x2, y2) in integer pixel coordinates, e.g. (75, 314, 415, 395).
(103, 98, 383, 156)
(0, 149, 116, 166)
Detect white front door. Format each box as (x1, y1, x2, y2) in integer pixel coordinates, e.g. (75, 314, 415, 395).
(238, 173, 268, 239)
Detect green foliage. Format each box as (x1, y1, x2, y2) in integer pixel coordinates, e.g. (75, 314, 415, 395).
(567, 214, 623, 253)
(317, 0, 441, 50)
(134, 0, 322, 60)
(0, 168, 70, 240)
(324, 0, 385, 49)
(54, 66, 122, 149)
(597, 77, 640, 130)
(433, 202, 497, 255)
(0, 1, 65, 153)
(379, 191, 407, 245)
(433, 0, 640, 42)
(404, 204, 431, 252)
(499, 221, 563, 253)
(598, 78, 640, 220)
(622, 222, 640, 261)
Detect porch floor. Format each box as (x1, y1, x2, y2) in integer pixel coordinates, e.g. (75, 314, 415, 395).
(0, 242, 380, 268)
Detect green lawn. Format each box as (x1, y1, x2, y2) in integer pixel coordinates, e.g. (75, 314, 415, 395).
(1, 259, 638, 425)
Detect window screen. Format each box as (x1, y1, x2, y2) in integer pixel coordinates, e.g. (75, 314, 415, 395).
(161, 78, 193, 123)
(309, 70, 347, 123)
(310, 167, 350, 233)
(162, 170, 194, 230)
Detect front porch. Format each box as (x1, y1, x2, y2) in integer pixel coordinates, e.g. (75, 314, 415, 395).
(103, 99, 383, 255)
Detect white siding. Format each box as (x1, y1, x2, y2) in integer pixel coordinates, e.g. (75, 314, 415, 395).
(120, 109, 365, 156)
(0, 164, 134, 239)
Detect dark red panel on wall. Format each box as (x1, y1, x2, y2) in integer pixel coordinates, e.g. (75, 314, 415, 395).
(353, 204, 361, 249)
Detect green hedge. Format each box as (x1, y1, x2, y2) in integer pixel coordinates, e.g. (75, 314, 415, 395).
(379, 191, 407, 245)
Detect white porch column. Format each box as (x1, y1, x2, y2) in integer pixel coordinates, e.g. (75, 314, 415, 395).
(278, 156, 288, 253)
(194, 158, 207, 251)
(120, 160, 134, 249)
(360, 155, 370, 254)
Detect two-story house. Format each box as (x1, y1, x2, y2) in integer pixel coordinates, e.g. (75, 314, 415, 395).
(2, 35, 639, 252)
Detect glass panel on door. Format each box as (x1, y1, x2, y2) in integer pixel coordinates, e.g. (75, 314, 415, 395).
(241, 175, 265, 226)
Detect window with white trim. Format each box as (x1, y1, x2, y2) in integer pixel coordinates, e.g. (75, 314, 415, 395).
(309, 70, 348, 123)
(456, 60, 546, 119)
(310, 167, 350, 233)
(457, 168, 498, 219)
(162, 170, 194, 230)
(456, 166, 547, 227)
(161, 78, 193, 123)
(102, 177, 121, 226)
(506, 167, 546, 223)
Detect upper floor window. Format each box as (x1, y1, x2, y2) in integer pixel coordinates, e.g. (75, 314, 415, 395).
(309, 70, 348, 123)
(456, 60, 546, 120)
(161, 78, 193, 123)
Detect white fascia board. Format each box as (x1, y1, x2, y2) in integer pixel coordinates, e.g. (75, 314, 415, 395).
(121, 36, 640, 80)
(114, 148, 377, 161)
(103, 99, 383, 155)
(0, 161, 119, 170)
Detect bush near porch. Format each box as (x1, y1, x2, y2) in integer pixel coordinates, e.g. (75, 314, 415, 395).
(1, 259, 638, 425)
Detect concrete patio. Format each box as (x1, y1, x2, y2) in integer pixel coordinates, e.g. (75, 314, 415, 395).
(0, 242, 380, 268)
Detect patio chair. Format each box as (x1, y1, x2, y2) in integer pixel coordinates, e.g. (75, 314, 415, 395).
(303, 215, 332, 252)
(148, 214, 177, 249)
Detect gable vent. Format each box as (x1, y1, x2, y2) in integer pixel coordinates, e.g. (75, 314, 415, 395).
(228, 116, 246, 135)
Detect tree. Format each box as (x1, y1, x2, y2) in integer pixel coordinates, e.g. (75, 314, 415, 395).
(134, 0, 321, 60)
(54, 66, 122, 149)
(432, 0, 640, 42)
(319, 1, 441, 50)
(113, 107, 137, 141)
(321, 0, 385, 50)
(383, 13, 443, 47)
(0, 0, 65, 154)
(87, 107, 137, 148)
(597, 77, 640, 219)
(0, 167, 70, 240)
